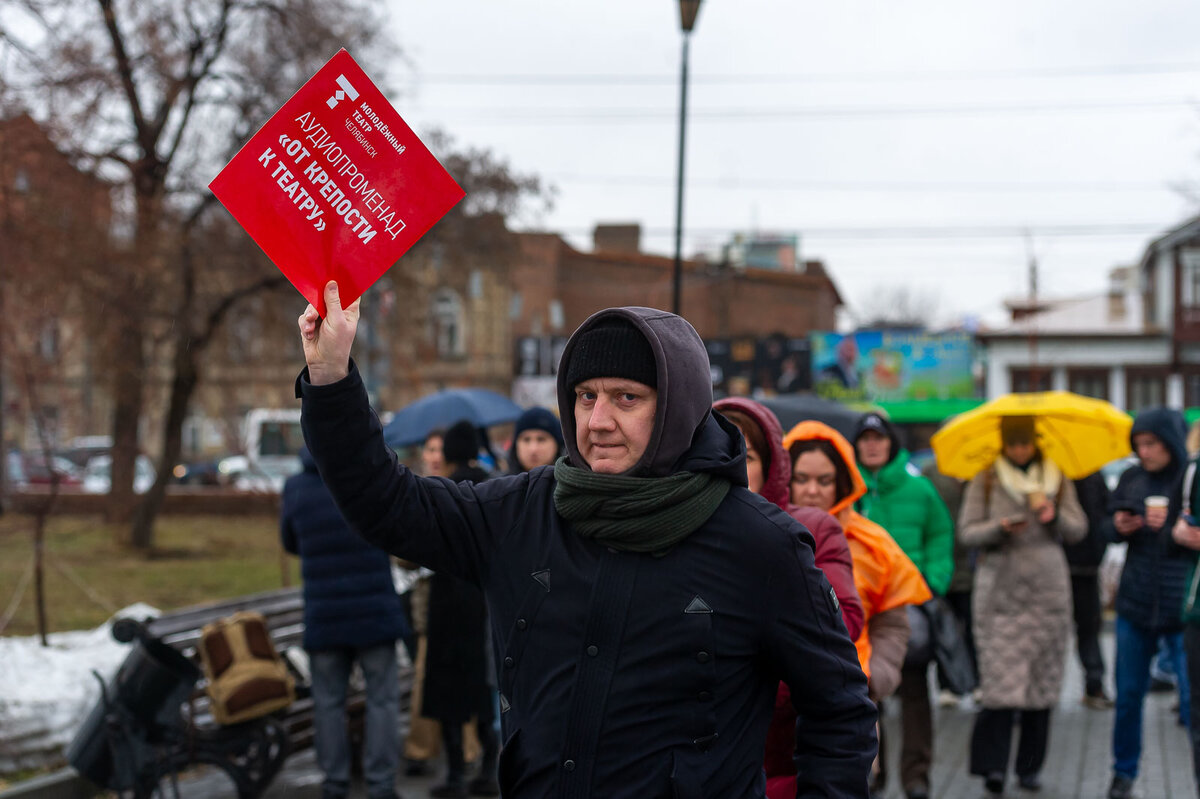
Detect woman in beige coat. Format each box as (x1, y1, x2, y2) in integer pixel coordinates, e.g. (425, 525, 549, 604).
(958, 416, 1087, 796)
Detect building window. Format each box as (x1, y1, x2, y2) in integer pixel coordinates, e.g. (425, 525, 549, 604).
(13, 168, 30, 193)
(1010, 367, 1052, 394)
(38, 319, 60, 360)
(1067, 368, 1109, 400)
(1184, 369, 1200, 408)
(432, 289, 465, 358)
(1183, 249, 1200, 308)
(1126, 368, 1166, 411)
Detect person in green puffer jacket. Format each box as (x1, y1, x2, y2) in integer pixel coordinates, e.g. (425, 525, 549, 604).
(853, 412, 954, 799)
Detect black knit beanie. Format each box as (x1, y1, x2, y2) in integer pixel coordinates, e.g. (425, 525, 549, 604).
(442, 419, 481, 465)
(514, 407, 565, 449)
(563, 318, 658, 390)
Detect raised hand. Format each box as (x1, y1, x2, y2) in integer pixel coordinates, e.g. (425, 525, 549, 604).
(298, 281, 361, 386)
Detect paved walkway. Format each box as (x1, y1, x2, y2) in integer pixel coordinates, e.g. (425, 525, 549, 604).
(875, 628, 1194, 799)
(171, 627, 1195, 798)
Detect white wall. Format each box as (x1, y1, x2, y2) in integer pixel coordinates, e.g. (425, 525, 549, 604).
(984, 336, 1171, 408)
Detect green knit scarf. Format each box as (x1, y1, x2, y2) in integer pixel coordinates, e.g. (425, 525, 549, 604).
(553, 457, 730, 554)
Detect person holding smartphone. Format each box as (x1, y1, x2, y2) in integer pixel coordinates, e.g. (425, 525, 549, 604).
(957, 416, 1087, 797)
(1106, 408, 1193, 799)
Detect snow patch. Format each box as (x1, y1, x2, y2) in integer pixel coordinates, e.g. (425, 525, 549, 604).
(0, 603, 160, 773)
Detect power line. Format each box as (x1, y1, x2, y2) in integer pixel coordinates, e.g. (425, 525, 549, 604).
(410, 97, 1196, 124)
(545, 174, 1180, 194)
(410, 61, 1200, 86)
(534, 222, 1167, 241)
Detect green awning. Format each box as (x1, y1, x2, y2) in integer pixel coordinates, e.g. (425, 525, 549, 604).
(876, 398, 986, 425)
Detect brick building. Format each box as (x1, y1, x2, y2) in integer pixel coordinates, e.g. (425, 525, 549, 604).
(510, 224, 843, 403)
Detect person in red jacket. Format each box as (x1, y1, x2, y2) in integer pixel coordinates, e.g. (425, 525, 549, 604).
(715, 398, 863, 638)
(713, 398, 864, 799)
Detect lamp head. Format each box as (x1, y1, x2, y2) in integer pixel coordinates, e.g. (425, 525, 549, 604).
(678, 0, 702, 32)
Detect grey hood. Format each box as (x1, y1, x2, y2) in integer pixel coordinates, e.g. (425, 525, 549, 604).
(556, 306, 717, 477)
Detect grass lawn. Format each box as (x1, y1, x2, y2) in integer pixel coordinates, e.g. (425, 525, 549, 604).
(0, 513, 298, 636)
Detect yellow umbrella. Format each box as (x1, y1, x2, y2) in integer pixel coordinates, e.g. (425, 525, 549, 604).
(929, 391, 1133, 480)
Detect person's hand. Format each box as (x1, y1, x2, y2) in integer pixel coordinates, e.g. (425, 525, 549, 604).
(298, 281, 360, 385)
(1173, 515, 1200, 550)
(1036, 500, 1056, 526)
(1145, 505, 1169, 531)
(1001, 516, 1028, 534)
(1113, 510, 1143, 536)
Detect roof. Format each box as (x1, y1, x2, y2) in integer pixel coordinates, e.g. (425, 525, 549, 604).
(1138, 213, 1200, 270)
(978, 291, 1151, 338)
(548, 234, 845, 305)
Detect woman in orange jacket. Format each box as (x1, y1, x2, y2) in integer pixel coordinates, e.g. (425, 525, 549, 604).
(780, 421, 932, 796)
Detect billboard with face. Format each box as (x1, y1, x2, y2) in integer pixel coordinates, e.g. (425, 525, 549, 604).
(810, 330, 975, 402)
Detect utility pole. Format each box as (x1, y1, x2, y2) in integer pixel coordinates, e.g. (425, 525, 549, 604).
(1025, 230, 1041, 391)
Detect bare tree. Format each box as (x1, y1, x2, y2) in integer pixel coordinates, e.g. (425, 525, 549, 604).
(0, 113, 109, 642)
(854, 285, 939, 330)
(1, 0, 390, 548)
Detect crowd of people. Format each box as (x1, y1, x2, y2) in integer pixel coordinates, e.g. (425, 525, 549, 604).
(285, 283, 1200, 799)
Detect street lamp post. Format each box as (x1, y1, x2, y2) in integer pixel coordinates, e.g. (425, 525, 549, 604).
(672, 0, 702, 316)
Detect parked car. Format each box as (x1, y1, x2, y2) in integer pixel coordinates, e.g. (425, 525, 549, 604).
(171, 459, 224, 486)
(18, 453, 83, 488)
(81, 454, 156, 494)
(57, 436, 115, 471)
(215, 455, 290, 492)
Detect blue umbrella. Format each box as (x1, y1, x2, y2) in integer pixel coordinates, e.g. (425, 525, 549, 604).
(383, 388, 524, 448)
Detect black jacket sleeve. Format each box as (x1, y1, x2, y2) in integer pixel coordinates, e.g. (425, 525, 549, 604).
(296, 361, 528, 585)
(762, 529, 876, 798)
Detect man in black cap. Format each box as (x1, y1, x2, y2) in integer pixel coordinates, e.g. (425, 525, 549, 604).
(296, 282, 876, 798)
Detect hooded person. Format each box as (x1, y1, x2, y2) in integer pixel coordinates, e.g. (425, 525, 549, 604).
(780, 420, 931, 797)
(713, 398, 863, 638)
(957, 414, 1087, 796)
(713, 398, 864, 799)
(1107, 407, 1194, 799)
(296, 287, 877, 799)
(851, 412, 954, 799)
(508, 406, 565, 474)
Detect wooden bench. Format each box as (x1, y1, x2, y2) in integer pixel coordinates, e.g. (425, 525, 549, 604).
(42, 588, 413, 799)
(143, 586, 414, 773)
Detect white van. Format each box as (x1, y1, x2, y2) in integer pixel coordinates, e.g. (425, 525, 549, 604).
(242, 409, 304, 491)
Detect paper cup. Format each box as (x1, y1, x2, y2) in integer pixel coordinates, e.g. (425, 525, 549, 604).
(1145, 495, 1169, 511)
(1027, 490, 1047, 510)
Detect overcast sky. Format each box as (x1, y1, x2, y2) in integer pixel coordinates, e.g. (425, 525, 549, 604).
(382, 0, 1200, 328)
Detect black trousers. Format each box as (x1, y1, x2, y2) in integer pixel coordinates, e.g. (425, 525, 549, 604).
(1071, 573, 1106, 696)
(439, 698, 499, 785)
(969, 707, 1051, 779)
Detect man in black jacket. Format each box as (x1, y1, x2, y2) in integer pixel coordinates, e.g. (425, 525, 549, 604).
(296, 282, 876, 799)
(1107, 408, 1193, 799)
